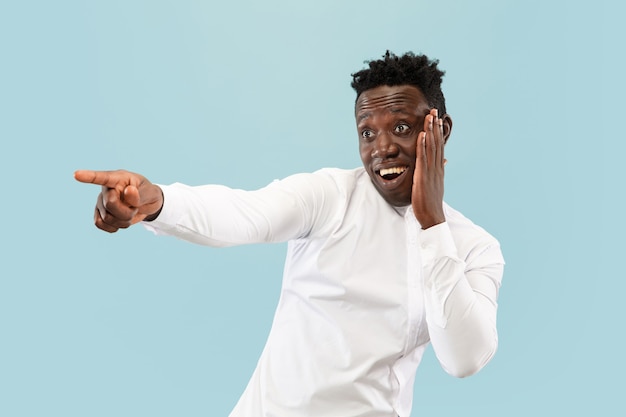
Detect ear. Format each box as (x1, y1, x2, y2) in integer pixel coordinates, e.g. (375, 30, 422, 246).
(441, 114, 453, 144)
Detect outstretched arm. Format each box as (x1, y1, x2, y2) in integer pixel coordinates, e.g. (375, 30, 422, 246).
(74, 169, 164, 233)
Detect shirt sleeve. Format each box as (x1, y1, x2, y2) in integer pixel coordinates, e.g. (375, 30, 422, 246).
(418, 222, 504, 378)
(142, 171, 343, 247)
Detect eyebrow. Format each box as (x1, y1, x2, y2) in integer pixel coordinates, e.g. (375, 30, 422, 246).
(389, 108, 412, 115)
(356, 106, 414, 123)
(357, 112, 371, 123)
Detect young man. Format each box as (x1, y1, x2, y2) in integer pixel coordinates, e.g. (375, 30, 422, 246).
(75, 51, 504, 417)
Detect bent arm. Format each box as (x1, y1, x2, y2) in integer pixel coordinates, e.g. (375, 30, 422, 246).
(419, 223, 504, 378)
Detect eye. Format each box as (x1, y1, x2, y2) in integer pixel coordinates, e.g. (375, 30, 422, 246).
(394, 123, 410, 134)
(361, 129, 375, 140)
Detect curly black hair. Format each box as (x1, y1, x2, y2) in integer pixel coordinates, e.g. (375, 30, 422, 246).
(351, 51, 447, 115)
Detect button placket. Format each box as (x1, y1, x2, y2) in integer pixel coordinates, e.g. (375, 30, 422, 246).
(403, 210, 424, 354)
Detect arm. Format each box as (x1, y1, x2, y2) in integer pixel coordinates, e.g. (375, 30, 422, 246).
(143, 172, 340, 247)
(412, 110, 503, 377)
(419, 223, 503, 377)
(76, 169, 341, 246)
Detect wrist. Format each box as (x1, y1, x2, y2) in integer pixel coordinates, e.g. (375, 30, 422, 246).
(415, 211, 445, 230)
(143, 186, 164, 222)
(420, 218, 445, 230)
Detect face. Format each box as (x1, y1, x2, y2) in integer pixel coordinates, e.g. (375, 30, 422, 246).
(356, 85, 432, 207)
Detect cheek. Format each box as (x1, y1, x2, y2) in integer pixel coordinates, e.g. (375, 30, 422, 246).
(359, 143, 372, 162)
(399, 141, 417, 158)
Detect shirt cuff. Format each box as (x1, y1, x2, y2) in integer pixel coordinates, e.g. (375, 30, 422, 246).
(141, 183, 185, 235)
(418, 222, 459, 265)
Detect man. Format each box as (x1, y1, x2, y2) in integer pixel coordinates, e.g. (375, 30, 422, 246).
(75, 51, 504, 417)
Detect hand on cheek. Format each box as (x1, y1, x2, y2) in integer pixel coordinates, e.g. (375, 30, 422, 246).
(412, 109, 446, 229)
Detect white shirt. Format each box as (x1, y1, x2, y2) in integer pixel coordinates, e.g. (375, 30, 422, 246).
(144, 167, 505, 417)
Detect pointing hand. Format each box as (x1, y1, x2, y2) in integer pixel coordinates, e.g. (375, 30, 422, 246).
(74, 169, 164, 233)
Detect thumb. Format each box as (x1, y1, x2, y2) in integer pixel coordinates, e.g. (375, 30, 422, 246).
(124, 182, 164, 215)
(122, 185, 141, 207)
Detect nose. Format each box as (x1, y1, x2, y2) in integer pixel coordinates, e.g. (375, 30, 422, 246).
(371, 132, 399, 159)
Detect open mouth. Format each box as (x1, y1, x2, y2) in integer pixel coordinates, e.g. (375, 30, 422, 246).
(377, 166, 408, 181)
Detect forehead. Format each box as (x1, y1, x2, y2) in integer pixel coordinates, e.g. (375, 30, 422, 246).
(355, 85, 428, 120)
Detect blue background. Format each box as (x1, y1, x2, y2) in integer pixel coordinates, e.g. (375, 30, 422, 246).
(1, 0, 624, 416)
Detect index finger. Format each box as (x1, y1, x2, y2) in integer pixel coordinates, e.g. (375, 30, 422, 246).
(74, 170, 128, 188)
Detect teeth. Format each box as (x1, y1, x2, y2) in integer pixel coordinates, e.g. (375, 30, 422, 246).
(379, 166, 407, 177)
